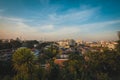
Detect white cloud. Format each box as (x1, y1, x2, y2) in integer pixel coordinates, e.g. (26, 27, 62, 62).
(76, 20, 120, 30)
(36, 7, 99, 25)
(0, 14, 119, 41)
(0, 16, 32, 23)
(0, 3, 119, 41)
(0, 16, 80, 40)
(73, 20, 120, 41)
(39, 25, 54, 31)
(55, 7, 98, 23)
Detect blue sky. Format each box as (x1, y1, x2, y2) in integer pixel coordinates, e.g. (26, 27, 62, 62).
(0, 0, 120, 41)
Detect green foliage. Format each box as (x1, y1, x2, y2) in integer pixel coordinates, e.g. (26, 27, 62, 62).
(61, 53, 86, 80)
(38, 44, 58, 64)
(22, 40, 38, 48)
(35, 66, 46, 80)
(61, 48, 120, 80)
(116, 40, 120, 52)
(10, 40, 22, 49)
(1, 39, 120, 80)
(0, 39, 21, 50)
(96, 73, 110, 80)
(2, 75, 12, 80)
(47, 60, 60, 80)
(0, 42, 12, 50)
(12, 48, 35, 80)
(0, 60, 15, 79)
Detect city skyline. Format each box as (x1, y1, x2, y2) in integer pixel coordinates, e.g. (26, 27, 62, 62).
(0, 0, 120, 41)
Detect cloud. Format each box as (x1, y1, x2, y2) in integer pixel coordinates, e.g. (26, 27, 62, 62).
(0, 15, 119, 41)
(73, 20, 120, 41)
(0, 16, 32, 23)
(0, 16, 80, 40)
(0, 7, 119, 41)
(30, 7, 100, 26)
(42, 27, 80, 40)
(76, 20, 120, 31)
(39, 25, 54, 31)
(45, 7, 100, 25)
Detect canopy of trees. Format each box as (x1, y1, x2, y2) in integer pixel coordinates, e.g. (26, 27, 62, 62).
(0, 35, 120, 80)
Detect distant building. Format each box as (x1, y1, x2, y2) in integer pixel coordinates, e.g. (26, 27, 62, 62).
(76, 40, 83, 45)
(89, 43, 101, 47)
(57, 39, 76, 48)
(107, 42, 117, 50)
(107, 44, 115, 50)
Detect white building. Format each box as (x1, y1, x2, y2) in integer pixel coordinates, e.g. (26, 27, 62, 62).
(57, 39, 76, 48)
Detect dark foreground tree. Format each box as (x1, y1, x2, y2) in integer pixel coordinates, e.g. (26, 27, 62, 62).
(12, 48, 35, 80)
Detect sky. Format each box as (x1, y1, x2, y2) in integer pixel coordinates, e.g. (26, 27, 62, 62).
(0, 0, 120, 41)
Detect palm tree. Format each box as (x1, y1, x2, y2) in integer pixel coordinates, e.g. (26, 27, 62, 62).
(12, 48, 35, 80)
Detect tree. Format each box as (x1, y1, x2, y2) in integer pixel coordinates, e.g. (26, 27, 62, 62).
(0, 42, 12, 50)
(10, 40, 22, 49)
(47, 60, 60, 80)
(12, 48, 35, 80)
(38, 43, 58, 65)
(22, 40, 39, 49)
(61, 53, 86, 80)
(0, 60, 15, 80)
